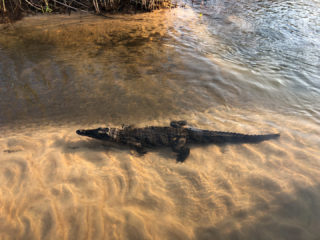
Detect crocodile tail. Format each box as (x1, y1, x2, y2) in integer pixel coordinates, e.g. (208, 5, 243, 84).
(216, 132, 280, 143)
(188, 129, 280, 144)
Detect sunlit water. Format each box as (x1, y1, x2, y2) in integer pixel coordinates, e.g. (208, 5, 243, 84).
(0, 0, 320, 239)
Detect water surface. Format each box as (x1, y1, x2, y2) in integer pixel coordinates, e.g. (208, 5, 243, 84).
(0, 1, 320, 239)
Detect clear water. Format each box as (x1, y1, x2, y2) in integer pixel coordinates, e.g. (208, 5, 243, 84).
(0, 1, 320, 239)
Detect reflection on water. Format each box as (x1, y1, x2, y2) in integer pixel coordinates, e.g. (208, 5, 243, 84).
(1, 2, 319, 130)
(1, 0, 320, 239)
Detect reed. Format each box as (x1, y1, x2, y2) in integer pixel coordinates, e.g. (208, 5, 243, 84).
(0, 0, 174, 23)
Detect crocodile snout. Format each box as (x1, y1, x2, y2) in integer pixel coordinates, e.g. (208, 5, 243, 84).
(76, 129, 86, 135)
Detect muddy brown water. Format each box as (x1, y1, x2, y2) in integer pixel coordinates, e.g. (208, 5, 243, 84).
(0, 1, 320, 239)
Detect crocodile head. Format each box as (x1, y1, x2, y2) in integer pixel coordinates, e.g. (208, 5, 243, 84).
(76, 128, 110, 140)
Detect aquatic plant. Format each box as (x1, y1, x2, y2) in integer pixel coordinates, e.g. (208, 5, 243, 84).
(0, 0, 174, 23)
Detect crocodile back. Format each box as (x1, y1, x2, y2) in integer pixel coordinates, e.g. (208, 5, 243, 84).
(122, 127, 187, 147)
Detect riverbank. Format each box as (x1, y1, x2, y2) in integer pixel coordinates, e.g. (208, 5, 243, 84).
(0, 0, 175, 23)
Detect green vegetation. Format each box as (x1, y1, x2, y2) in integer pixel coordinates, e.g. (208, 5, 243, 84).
(0, 0, 174, 23)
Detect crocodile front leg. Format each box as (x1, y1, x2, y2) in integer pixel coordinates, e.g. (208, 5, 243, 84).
(126, 138, 147, 155)
(171, 137, 190, 162)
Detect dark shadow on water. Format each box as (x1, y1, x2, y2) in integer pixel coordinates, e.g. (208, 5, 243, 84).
(55, 135, 281, 163)
(54, 136, 179, 162)
(53, 136, 163, 157)
(53, 137, 121, 154)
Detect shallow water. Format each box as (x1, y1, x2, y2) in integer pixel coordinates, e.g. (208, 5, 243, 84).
(0, 0, 320, 239)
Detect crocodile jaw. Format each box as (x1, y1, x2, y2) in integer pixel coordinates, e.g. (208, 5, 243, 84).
(76, 128, 111, 140)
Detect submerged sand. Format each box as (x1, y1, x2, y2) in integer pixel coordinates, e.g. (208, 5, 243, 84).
(1, 108, 320, 240)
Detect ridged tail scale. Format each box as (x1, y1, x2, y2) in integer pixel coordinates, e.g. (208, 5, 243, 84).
(187, 129, 280, 144)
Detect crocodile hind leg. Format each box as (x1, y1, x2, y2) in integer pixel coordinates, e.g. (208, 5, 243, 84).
(172, 137, 190, 162)
(176, 147, 190, 162)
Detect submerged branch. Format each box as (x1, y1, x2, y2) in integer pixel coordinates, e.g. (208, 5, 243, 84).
(52, 0, 85, 12)
(24, 0, 42, 10)
(2, 0, 7, 12)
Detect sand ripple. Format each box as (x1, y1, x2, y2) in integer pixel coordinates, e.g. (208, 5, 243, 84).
(1, 110, 320, 239)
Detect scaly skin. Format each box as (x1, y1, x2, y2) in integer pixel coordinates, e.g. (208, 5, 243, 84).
(76, 121, 280, 162)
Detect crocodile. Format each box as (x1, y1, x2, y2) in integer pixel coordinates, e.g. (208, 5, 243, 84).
(76, 120, 280, 162)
